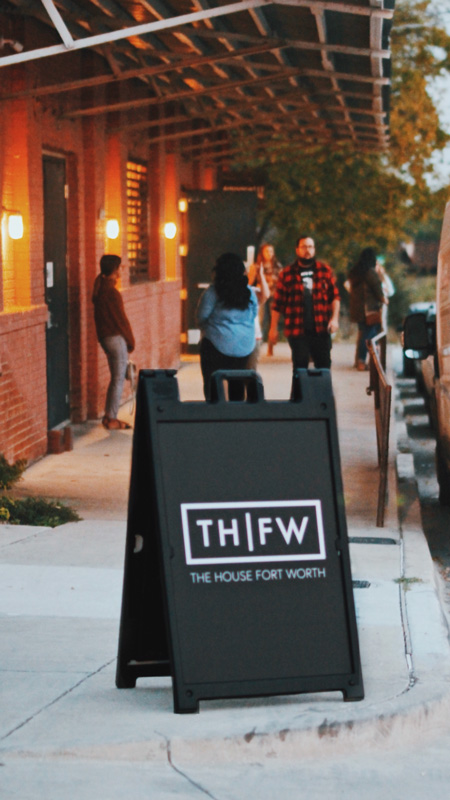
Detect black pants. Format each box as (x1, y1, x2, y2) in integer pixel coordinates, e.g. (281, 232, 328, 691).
(200, 337, 253, 401)
(288, 333, 332, 370)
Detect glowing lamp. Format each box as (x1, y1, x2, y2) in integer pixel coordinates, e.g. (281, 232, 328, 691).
(164, 222, 177, 240)
(178, 198, 188, 213)
(8, 214, 24, 240)
(106, 218, 120, 239)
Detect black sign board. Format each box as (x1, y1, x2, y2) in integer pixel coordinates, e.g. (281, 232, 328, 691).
(116, 369, 364, 713)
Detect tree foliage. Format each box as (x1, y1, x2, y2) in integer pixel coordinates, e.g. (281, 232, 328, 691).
(231, 0, 450, 272)
(248, 146, 410, 268)
(389, 0, 450, 200)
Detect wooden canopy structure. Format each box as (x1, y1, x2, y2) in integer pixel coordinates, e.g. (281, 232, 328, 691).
(1, 0, 395, 164)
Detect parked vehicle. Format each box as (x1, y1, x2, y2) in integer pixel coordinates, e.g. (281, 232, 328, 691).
(403, 202, 450, 506)
(401, 301, 436, 379)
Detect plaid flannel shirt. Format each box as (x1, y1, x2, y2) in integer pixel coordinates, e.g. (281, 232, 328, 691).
(272, 260, 340, 337)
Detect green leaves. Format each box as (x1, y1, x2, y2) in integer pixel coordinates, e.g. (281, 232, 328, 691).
(252, 144, 409, 267)
(0, 454, 27, 490)
(0, 496, 80, 528)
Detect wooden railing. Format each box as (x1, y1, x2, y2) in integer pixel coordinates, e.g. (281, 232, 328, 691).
(366, 332, 391, 527)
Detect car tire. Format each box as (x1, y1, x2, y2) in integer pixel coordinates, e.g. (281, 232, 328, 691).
(403, 353, 416, 378)
(436, 441, 450, 506)
(415, 368, 425, 394)
(427, 390, 438, 431)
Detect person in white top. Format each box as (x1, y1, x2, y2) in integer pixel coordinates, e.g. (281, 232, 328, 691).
(248, 243, 282, 356)
(376, 258, 395, 332)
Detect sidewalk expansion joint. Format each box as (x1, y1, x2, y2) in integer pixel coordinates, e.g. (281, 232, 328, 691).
(0, 657, 116, 743)
(0, 530, 51, 550)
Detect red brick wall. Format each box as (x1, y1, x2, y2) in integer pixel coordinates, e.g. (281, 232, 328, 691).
(0, 26, 195, 464)
(0, 279, 182, 461)
(0, 307, 48, 463)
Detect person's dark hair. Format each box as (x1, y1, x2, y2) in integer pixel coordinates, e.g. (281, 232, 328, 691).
(213, 252, 251, 309)
(100, 254, 121, 276)
(296, 234, 314, 247)
(352, 247, 377, 277)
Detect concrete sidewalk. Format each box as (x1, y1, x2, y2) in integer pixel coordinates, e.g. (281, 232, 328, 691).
(1, 342, 450, 799)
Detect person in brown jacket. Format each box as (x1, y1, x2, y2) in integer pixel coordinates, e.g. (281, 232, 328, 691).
(92, 254, 135, 429)
(347, 247, 387, 370)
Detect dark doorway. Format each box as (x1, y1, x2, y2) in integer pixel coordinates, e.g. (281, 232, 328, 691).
(182, 190, 257, 353)
(43, 155, 70, 430)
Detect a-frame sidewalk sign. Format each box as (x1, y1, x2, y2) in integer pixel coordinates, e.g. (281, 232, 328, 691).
(116, 368, 364, 713)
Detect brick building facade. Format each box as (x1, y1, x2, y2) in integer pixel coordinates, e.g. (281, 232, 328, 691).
(1, 1, 395, 465)
(0, 18, 217, 465)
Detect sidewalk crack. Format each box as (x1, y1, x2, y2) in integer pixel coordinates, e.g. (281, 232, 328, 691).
(0, 657, 116, 742)
(155, 730, 219, 799)
(398, 535, 417, 691)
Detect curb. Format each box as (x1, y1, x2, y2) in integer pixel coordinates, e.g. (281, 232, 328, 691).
(393, 380, 450, 690)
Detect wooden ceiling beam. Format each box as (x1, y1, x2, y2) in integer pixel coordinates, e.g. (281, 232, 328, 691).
(148, 110, 388, 146)
(175, 26, 390, 61)
(115, 96, 386, 132)
(186, 137, 385, 165)
(64, 66, 389, 117)
(2, 29, 389, 101)
(146, 118, 282, 143)
(177, 121, 388, 156)
(275, 0, 393, 19)
(0, 0, 271, 68)
(63, 69, 308, 116)
(0, 40, 283, 100)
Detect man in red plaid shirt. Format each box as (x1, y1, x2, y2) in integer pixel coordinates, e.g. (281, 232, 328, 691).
(268, 235, 340, 369)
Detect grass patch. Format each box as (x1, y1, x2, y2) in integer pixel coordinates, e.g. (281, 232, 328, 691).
(0, 496, 81, 528)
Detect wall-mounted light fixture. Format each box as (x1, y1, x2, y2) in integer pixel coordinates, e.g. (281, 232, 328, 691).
(164, 222, 177, 240)
(106, 218, 120, 239)
(8, 214, 24, 240)
(3, 208, 24, 240)
(179, 243, 188, 257)
(0, 36, 24, 53)
(178, 198, 188, 213)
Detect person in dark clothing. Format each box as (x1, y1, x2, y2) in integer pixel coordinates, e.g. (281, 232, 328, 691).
(268, 235, 340, 370)
(92, 254, 135, 429)
(347, 247, 387, 370)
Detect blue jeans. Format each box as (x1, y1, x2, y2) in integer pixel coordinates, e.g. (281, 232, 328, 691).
(100, 335, 128, 418)
(357, 322, 380, 363)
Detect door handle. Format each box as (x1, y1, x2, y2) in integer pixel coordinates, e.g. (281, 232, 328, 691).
(47, 312, 59, 329)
